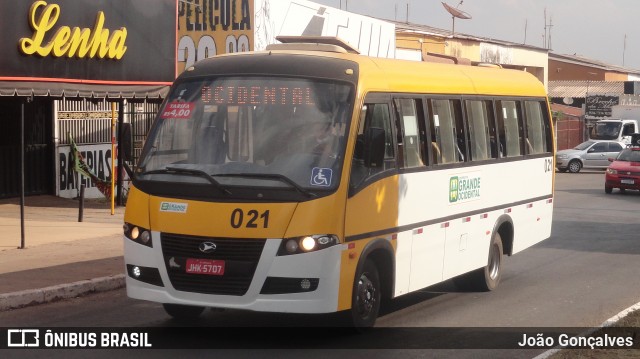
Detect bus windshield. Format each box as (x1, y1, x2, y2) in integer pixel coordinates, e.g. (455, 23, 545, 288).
(136, 77, 353, 199)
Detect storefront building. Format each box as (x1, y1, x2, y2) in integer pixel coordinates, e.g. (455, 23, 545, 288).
(0, 0, 176, 199)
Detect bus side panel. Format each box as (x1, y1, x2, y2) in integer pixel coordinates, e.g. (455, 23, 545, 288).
(397, 173, 448, 295)
(511, 197, 554, 254)
(343, 157, 554, 299)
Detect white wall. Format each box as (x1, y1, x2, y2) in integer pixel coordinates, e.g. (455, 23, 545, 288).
(254, 0, 396, 58)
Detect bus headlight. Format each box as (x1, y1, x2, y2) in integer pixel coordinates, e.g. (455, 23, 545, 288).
(124, 222, 153, 248)
(300, 236, 316, 251)
(278, 234, 340, 256)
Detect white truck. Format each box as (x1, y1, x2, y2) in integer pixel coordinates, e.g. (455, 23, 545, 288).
(589, 105, 640, 144)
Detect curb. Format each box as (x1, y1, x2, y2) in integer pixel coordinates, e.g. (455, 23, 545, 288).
(0, 274, 126, 312)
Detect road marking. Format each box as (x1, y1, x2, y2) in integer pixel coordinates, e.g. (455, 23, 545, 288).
(532, 301, 640, 359)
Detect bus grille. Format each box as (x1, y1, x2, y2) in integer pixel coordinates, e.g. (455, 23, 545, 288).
(160, 233, 267, 296)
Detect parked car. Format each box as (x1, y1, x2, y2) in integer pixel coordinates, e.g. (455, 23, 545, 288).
(556, 140, 625, 173)
(605, 146, 640, 194)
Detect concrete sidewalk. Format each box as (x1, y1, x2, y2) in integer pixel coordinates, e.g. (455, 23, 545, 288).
(0, 195, 125, 311)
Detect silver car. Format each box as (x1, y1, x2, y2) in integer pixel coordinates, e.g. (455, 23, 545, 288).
(556, 140, 625, 173)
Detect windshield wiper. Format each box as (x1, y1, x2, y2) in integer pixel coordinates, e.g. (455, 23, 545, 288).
(215, 173, 317, 198)
(139, 167, 231, 195)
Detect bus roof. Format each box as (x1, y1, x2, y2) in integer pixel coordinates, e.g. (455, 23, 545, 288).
(183, 47, 547, 99)
(359, 55, 547, 98)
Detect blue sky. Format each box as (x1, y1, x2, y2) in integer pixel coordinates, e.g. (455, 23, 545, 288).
(313, 0, 640, 69)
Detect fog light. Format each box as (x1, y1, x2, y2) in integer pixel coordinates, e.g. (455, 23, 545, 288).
(317, 236, 331, 245)
(139, 231, 151, 244)
(300, 278, 311, 290)
(300, 236, 316, 251)
(132, 266, 141, 278)
(285, 239, 298, 254)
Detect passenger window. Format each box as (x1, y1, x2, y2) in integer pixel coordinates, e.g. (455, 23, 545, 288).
(350, 103, 396, 189)
(590, 143, 607, 152)
(394, 98, 425, 168)
(371, 104, 395, 159)
(524, 101, 550, 154)
(609, 143, 623, 152)
(465, 100, 492, 161)
(430, 99, 465, 164)
(496, 100, 524, 157)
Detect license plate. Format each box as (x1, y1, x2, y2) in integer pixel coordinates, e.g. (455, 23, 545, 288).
(185, 258, 225, 276)
(621, 179, 635, 184)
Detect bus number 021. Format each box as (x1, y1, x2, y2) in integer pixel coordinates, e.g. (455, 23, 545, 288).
(230, 209, 270, 228)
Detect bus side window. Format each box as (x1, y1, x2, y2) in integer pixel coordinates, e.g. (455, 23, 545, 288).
(452, 100, 468, 162)
(350, 103, 396, 189)
(496, 100, 525, 157)
(393, 98, 426, 168)
(524, 100, 552, 154)
(430, 99, 463, 164)
(465, 100, 492, 161)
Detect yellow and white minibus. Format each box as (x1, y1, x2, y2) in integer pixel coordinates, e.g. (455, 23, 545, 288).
(124, 37, 554, 327)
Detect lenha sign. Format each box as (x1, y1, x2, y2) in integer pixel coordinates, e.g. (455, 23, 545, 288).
(0, 0, 175, 83)
(19, 0, 127, 60)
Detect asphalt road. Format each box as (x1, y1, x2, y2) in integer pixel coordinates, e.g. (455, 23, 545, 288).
(2, 170, 639, 358)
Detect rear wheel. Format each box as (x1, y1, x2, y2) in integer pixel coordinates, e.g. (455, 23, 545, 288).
(350, 259, 381, 329)
(455, 232, 503, 291)
(163, 303, 205, 320)
(568, 160, 582, 173)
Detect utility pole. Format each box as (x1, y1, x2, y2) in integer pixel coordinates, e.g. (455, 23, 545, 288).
(548, 15, 553, 50)
(543, 8, 547, 48)
(623, 34, 627, 66)
(406, 3, 409, 23)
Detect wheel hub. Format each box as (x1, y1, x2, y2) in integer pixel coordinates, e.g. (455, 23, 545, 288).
(356, 274, 376, 316)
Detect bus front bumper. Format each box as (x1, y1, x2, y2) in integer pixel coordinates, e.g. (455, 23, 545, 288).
(124, 234, 343, 314)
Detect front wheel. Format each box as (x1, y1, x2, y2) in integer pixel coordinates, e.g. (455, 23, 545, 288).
(605, 186, 613, 194)
(568, 160, 582, 173)
(350, 259, 381, 329)
(163, 303, 205, 320)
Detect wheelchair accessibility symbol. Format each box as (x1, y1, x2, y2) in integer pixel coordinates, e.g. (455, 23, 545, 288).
(311, 167, 332, 187)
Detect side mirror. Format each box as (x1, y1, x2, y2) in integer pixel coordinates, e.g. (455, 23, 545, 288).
(120, 123, 133, 162)
(608, 157, 614, 162)
(363, 127, 385, 168)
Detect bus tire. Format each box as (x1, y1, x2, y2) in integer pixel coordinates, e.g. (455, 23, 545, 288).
(350, 259, 381, 329)
(481, 232, 504, 291)
(163, 303, 205, 320)
(455, 232, 503, 291)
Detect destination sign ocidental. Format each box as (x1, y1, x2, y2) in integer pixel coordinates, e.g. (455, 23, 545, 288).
(200, 85, 315, 106)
